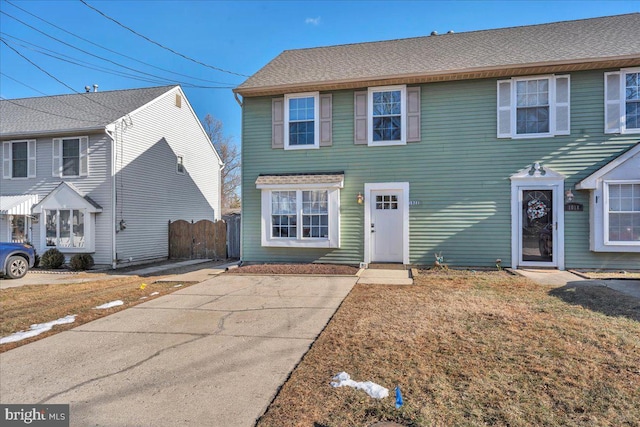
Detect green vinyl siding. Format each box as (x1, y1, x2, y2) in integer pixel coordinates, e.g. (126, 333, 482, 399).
(241, 69, 640, 269)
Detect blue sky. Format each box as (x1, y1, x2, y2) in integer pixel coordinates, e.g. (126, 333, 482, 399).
(1, 0, 638, 143)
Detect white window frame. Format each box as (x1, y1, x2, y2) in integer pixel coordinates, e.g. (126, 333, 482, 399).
(498, 75, 570, 139)
(52, 136, 88, 177)
(176, 154, 185, 175)
(258, 183, 341, 248)
(368, 85, 407, 146)
(603, 180, 640, 247)
(606, 67, 640, 135)
(284, 92, 320, 150)
(43, 208, 93, 252)
(2, 140, 36, 179)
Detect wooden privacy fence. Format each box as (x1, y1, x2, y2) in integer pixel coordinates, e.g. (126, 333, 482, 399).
(224, 214, 241, 259)
(168, 219, 226, 260)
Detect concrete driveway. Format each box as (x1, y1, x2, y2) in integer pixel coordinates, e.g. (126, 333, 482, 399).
(0, 274, 357, 426)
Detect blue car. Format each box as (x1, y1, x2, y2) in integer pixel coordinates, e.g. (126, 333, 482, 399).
(0, 242, 36, 279)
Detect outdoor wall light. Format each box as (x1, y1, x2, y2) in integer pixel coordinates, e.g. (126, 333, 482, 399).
(357, 192, 364, 204)
(565, 189, 575, 203)
(528, 162, 546, 176)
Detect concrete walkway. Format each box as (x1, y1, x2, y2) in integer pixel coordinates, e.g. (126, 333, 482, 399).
(0, 274, 357, 426)
(514, 269, 640, 299)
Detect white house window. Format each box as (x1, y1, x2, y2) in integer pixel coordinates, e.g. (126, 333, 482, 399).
(605, 68, 640, 134)
(176, 155, 185, 174)
(53, 136, 88, 177)
(257, 174, 342, 248)
(270, 190, 329, 240)
(606, 183, 640, 243)
(2, 140, 36, 179)
(46, 209, 86, 248)
(516, 79, 549, 134)
(11, 215, 27, 242)
(497, 75, 570, 138)
(368, 85, 406, 145)
(625, 71, 639, 131)
(284, 92, 319, 150)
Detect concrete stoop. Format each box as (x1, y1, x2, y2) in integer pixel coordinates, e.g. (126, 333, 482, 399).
(357, 268, 413, 285)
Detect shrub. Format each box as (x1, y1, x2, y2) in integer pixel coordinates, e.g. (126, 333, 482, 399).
(40, 248, 65, 269)
(69, 254, 94, 271)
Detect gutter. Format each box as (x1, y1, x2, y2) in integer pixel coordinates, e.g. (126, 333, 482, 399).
(0, 126, 106, 140)
(105, 126, 117, 269)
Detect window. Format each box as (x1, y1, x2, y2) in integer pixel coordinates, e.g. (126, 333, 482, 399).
(176, 155, 185, 174)
(497, 75, 570, 138)
(516, 79, 549, 134)
(45, 209, 86, 248)
(270, 190, 329, 239)
(11, 215, 27, 242)
(606, 183, 640, 243)
(257, 176, 342, 248)
(605, 68, 640, 134)
(53, 136, 88, 177)
(284, 92, 319, 149)
(368, 85, 406, 145)
(376, 195, 398, 210)
(2, 140, 36, 179)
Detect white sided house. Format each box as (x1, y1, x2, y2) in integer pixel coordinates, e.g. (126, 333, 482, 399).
(0, 86, 223, 268)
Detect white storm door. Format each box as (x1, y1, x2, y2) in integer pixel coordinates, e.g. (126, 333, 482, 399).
(371, 190, 403, 262)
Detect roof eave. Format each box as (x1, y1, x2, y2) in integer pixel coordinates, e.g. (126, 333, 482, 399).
(0, 125, 108, 140)
(234, 54, 640, 97)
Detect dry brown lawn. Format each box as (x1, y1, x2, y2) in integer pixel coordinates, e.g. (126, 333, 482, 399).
(257, 270, 640, 427)
(0, 273, 198, 353)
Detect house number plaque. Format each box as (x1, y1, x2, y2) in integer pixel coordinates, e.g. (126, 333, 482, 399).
(565, 202, 583, 212)
(409, 201, 421, 206)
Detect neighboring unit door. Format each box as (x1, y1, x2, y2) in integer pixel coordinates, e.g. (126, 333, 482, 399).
(371, 190, 403, 262)
(520, 189, 556, 266)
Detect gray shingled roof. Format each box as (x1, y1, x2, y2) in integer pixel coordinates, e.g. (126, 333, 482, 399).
(0, 86, 176, 137)
(236, 13, 640, 96)
(255, 173, 345, 186)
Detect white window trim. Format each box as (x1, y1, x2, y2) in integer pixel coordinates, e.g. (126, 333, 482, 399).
(258, 182, 341, 248)
(176, 154, 185, 175)
(620, 67, 640, 135)
(41, 207, 95, 253)
(52, 136, 88, 178)
(2, 140, 36, 179)
(284, 92, 320, 150)
(511, 75, 554, 139)
(368, 85, 407, 146)
(603, 180, 640, 247)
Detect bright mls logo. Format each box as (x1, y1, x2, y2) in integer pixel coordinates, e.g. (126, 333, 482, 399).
(1, 404, 69, 426)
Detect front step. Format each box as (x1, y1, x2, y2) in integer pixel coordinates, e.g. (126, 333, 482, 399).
(367, 263, 407, 270)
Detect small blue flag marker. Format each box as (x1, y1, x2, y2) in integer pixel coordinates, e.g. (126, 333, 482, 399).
(395, 386, 403, 409)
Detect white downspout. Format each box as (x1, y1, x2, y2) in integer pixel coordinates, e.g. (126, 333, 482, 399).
(105, 126, 117, 269)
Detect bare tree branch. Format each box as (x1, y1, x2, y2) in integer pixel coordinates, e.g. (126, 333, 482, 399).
(203, 113, 241, 209)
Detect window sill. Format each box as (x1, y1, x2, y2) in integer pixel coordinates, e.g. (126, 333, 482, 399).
(367, 140, 406, 147)
(262, 238, 338, 248)
(283, 144, 319, 150)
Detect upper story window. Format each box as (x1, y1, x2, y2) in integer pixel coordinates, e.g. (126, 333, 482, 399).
(368, 85, 406, 145)
(497, 75, 570, 139)
(284, 92, 319, 150)
(176, 155, 185, 174)
(2, 140, 36, 179)
(605, 182, 640, 244)
(53, 136, 88, 177)
(605, 68, 640, 134)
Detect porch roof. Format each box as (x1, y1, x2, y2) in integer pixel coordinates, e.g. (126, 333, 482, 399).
(0, 194, 39, 215)
(255, 172, 345, 188)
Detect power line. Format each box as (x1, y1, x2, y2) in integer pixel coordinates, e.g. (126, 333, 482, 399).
(0, 71, 126, 122)
(4, 0, 238, 86)
(0, 10, 231, 89)
(0, 96, 105, 124)
(79, 0, 249, 78)
(2, 34, 234, 89)
(1, 39, 132, 117)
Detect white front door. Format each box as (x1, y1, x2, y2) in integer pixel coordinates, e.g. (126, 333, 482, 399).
(370, 190, 403, 262)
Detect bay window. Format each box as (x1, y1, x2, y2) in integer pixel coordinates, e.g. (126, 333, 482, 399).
(46, 209, 86, 248)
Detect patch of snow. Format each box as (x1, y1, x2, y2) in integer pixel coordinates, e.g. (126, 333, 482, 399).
(0, 315, 76, 344)
(94, 300, 124, 309)
(139, 296, 148, 300)
(150, 292, 159, 296)
(330, 372, 389, 399)
(173, 284, 183, 288)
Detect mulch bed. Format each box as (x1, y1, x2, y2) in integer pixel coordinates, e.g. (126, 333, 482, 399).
(227, 263, 359, 275)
